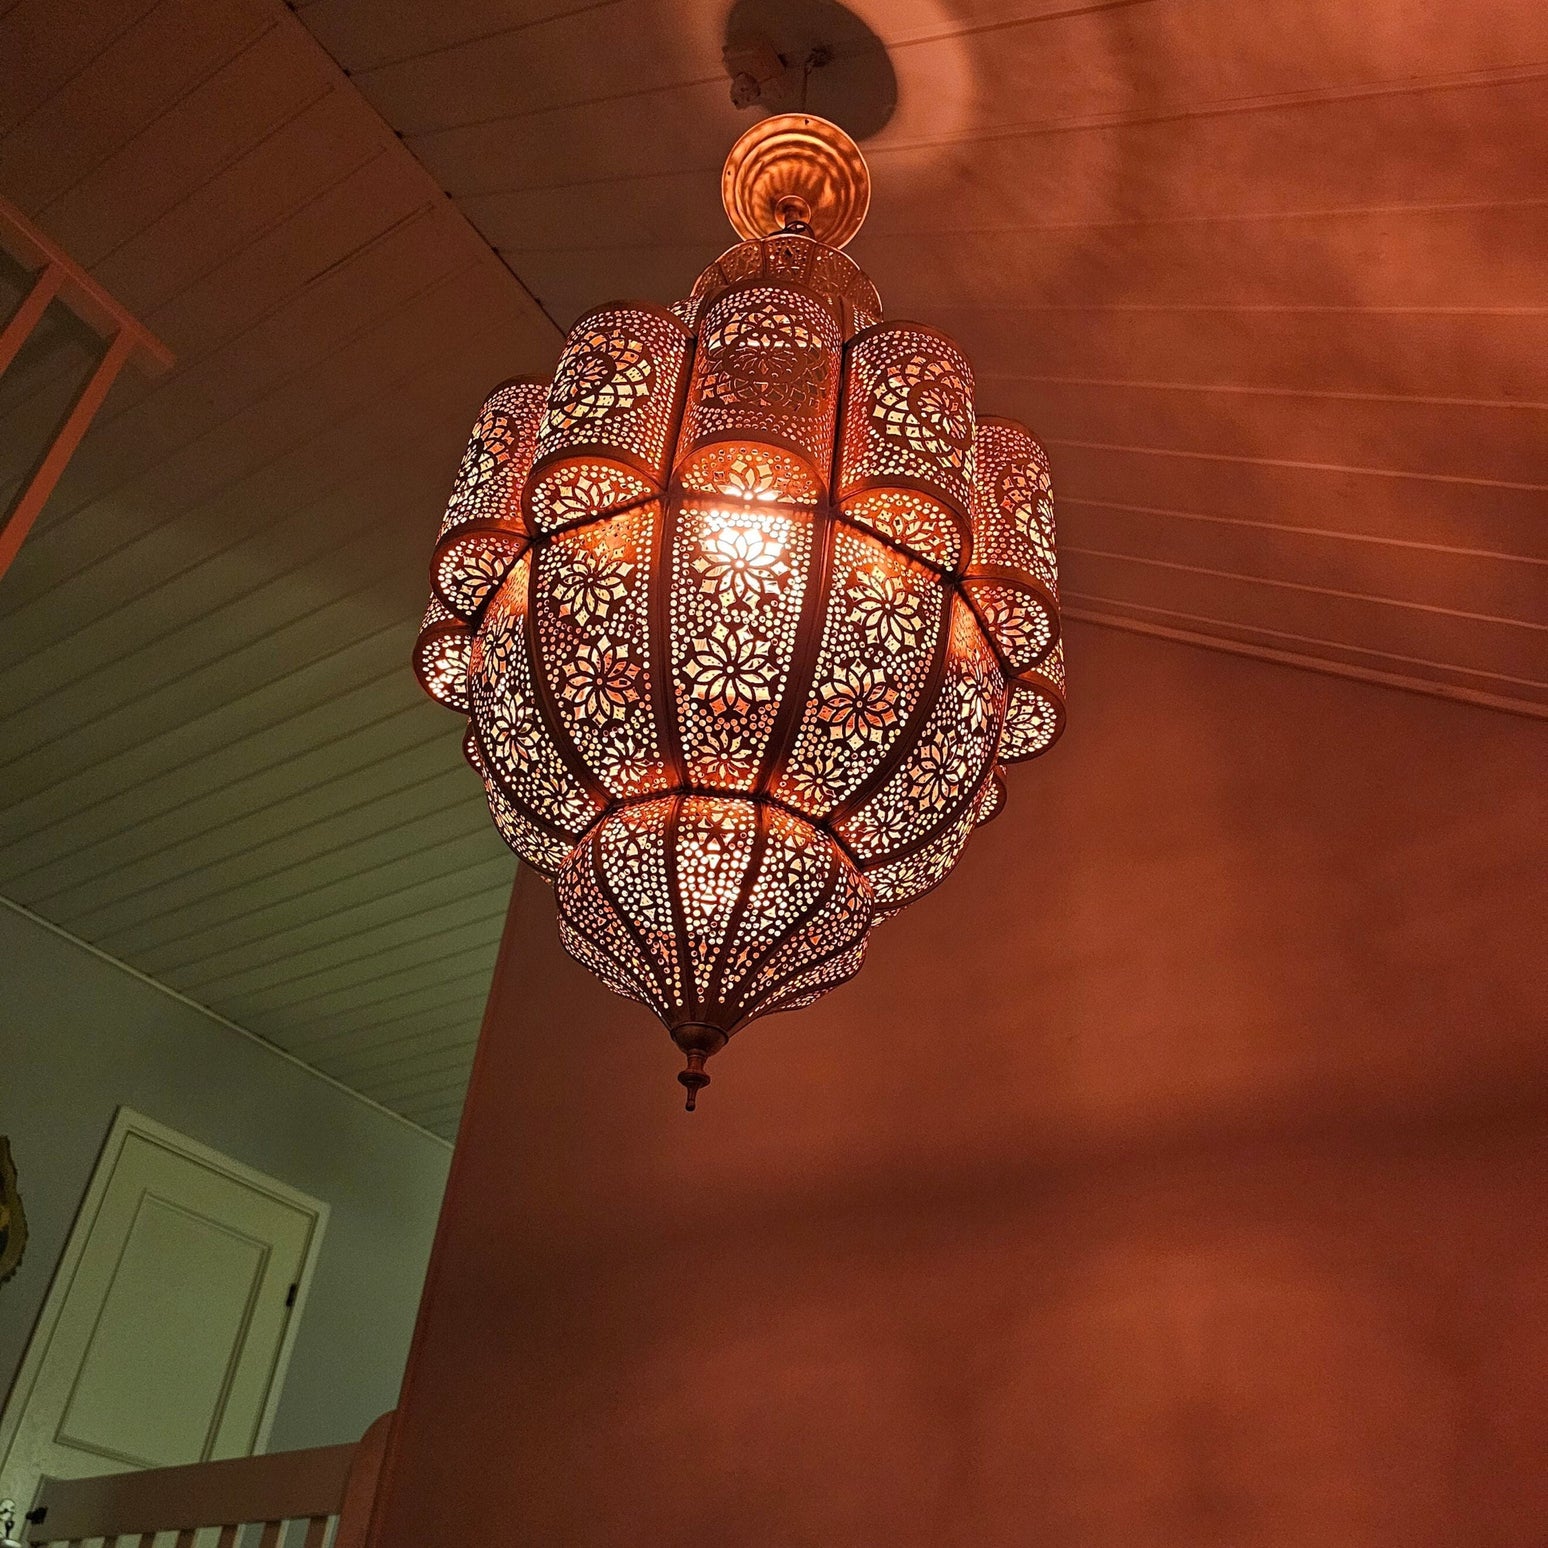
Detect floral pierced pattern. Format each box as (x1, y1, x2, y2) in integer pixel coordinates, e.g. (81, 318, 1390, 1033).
(678, 287, 841, 504)
(999, 460, 1058, 581)
(774, 526, 944, 820)
(414, 599, 471, 714)
(691, 713, 751, 787)
(998, 647, 1065, 763)
(962, 578, 1056, 674)
(437, 380, 544, 545)
(691, 234, 881, 333)
(434, 536, 525, 620)
(486, 780, 570, 876)
(699, 298, 829, 412)
(468, 560, 601, 838)
(836, 597, 1003, 865)
(529, 307, 690, 534)
(549, 536, 634, 627)
(684, 624, 779, 717)
(452, 406, 516, 497)
(865, 798, 981, 913)
(779, 739, 846, 809)
(527, 461, 651, 536)
(835, 327, 978, 582)
(677, 442, 816, 504)
(839, 489, 965, 571)
(561, 638, 642, 723)
(433, 381, 544, 618)
(545, 326, 653, 432)
(473, 609, 522, 693)
(876, 354, 974, 468)
(846, 562, 925, 651)
(817, 662, 899, 745)
(966, 422, 1060, 671)
(671, 502, 811, 793)
(908, 731, 970, 807)
(415, 225, 1068, 1092)
(693, 523, 790, 607)
(533, 503, 666, 799)
(841, 329, 975, 496)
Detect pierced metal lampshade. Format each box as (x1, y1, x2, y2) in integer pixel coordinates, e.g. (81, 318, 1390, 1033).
(415, 114, 1066, 1107)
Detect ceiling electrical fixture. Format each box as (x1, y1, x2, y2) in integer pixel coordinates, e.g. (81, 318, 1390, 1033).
(414, 115, 1066, 1109)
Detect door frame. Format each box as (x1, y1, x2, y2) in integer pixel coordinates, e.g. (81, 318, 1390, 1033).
(0, 1107, 328, 1486)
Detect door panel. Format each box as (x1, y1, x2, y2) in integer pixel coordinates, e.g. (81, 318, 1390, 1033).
(0, 1113, 325, 1509)
(57, 1194, 272, 1467)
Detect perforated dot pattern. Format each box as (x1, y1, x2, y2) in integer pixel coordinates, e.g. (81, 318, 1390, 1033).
(432, 379, 545, 619)
(963, 418, 1061, 674)
(526, 305, 691, 534)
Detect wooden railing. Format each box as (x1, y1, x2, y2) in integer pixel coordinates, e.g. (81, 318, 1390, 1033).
(0, 193, 173, 583)
(23, 1414, 390, 1548)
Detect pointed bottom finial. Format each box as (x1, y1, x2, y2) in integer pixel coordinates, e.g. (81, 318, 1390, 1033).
(678, 1050, 711, 1112)
(671, 1023, 729, 1113)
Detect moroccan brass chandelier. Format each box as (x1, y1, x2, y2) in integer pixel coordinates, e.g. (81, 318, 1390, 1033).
(414, 115, 1066, 1107)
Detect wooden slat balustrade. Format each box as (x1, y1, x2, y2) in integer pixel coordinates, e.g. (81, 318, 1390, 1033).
(0, 193, 173, 584)
(24, 1414, 391, 1548)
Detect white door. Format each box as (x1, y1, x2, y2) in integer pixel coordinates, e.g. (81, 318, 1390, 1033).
(0, 1110, 326, 1511)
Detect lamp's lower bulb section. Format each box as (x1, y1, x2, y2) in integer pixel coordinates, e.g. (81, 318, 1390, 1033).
(553, 793, 876, 1109)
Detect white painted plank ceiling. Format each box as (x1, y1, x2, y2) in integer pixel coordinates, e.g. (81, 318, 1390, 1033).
(0, 0, 560, 1139)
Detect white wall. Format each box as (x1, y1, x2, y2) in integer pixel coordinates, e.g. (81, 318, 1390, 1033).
(0, 901, 452, 1453)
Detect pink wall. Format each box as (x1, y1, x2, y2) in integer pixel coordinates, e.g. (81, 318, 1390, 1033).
(371, 622, 1547, 1546)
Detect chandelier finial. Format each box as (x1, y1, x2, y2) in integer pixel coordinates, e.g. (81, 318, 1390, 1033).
(721, 113, 870, 248)
(678, 1053, 709, 1112)
(673, 1025, 728, 1112)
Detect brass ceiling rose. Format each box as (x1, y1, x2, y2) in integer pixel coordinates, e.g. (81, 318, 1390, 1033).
(721, 112, 871, 248)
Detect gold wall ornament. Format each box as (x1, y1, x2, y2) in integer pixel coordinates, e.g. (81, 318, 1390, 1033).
(415, 116, 1067, 1108)
(0, 1138, 27, 1285)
